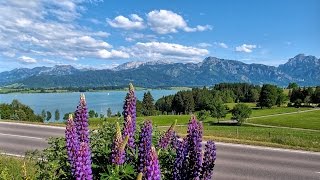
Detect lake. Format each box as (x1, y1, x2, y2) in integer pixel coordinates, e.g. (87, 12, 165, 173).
(0, 90, 177, 121)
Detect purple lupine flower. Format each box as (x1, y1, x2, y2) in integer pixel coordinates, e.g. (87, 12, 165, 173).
(145, 147, 161, 180)
(173, 137, 188, 180)
(111, 122, 129, 165)
(75, 142, 93, 180)
(186, 115, 203, 179)
(123, 115, 135, 150)
(138, 120, 153, 174)
(200, 141, 217, 180)
(170, 132, 180, 150)
(158, 119, 177, 149)
(74, 94, 90, 144)
(65, 114, 78, 176)
(122, 83, 136, 149)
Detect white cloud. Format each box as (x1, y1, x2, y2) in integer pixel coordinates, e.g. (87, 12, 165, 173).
(215, 42, 228, 48)
(98, 49, 129, 59)
(124, 33, 157, 42)
(124, 41, 209, 62)
(235, 44, 257, 53)
(0, 0, 128, 64)
(107, 14, 144, 30)
(147, 10, 212, 34)
(197, 43, 212, 48)
(18, 56, 37, 64)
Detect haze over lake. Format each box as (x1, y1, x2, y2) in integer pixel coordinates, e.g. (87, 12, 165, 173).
(0, 90, 177, 121)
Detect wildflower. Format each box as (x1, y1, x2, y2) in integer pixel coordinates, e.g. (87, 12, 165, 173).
(74, 94, 90, 144)
(138, 120, 153, 174)
(200, 141, 217, 180)
(158, 119, 177, 149)
(186, 115, 203, 179)
(75, 142, 93, 180)
(145, 147, 161, 180)
(65, 114, 78, 175)
(122, 83, 137, 149)
(111, 122, 129, 165)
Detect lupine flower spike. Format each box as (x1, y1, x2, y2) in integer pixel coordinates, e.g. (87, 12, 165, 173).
(75, 142, 93, 180)
(145, 147, 161, 180)
(186, 115, 203, 179)
(75, 93, 90, 144)
(122, 83, 137, 149)
(138, 120, 153, 174)
(158, 119, 177, 149)
(200, 141, 216, 180)
(111, 122, 125, 165)
(65, 114, 78, 176)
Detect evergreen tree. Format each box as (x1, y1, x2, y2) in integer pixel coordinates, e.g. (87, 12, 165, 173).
(142, 91, 155, 116)
(258, 84, 278, 108)
(88, 110, 95, 118)
(107, 108, 112, 118)
(41, 109, 46, 121)
(182, 91, 195, 114)
(46, 111, 52, 121)
(55, 109, 60, 121)
(172, 92, 184, 114)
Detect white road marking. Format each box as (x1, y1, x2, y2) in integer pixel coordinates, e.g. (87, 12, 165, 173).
(0, 132, 44, 140)
(0, 121, 65, 129)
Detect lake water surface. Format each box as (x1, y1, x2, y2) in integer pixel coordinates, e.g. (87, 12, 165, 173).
(0, 90, 177, 121)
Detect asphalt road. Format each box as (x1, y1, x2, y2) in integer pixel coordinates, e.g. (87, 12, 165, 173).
(0, 121, 319, 180)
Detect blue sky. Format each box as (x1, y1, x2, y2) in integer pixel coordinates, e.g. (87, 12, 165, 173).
(0, 0, 319, 72)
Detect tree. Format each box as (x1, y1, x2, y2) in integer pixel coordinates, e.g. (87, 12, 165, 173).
(88, 110, 95, 118)
(258, 84, 278, 108)
(116, 111, 121, 117)
(55, 109, 60, 121)
(142, 91, 155, 116)
(16, 109, 27, 121)
(276, 88, 286, 107)
(136, 100, 143, 117)
(287, 82, 299, 89)
(107, 108, 112, 118)
(95, 112, 99, 118)
(197, 110, 210, 121)
(231, 104, 252, 125)
(312, 86, 320, 103)
(46, 111, 52, 121)
(210, 100, 227, 123)
(247, 89, 259, 102)
(172, 92, 184, 114)
(41, 109, 46, 121)
(182, 92, 195, 114)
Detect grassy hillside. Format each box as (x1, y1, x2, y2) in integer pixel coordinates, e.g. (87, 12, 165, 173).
(247, 110, 320, 130)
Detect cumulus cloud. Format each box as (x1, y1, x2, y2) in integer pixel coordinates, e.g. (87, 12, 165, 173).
(235, 44, 257, 53)
(0, 0, 128, 66)
(197, 43, 212, 48)
(107, 14, 145, 30)
(146, 10, 212, 34)
(124, 41, 209, 62)
(18, 56, 37, 64)
(215, 42, 228, 48)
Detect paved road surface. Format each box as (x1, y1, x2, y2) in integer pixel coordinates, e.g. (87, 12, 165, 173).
(0, 121, 319, 180)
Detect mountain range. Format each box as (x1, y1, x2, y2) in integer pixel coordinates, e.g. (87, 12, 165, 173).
(0, 54, 319, 88)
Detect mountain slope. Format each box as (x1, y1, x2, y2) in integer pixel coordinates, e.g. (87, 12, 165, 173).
(0, 54, 319, 88)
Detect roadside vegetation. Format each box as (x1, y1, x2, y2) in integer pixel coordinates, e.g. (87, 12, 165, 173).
(0, 155, 36, 179)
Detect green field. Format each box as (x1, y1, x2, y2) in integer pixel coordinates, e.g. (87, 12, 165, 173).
(250, 107, 312, 117)
(0, 155, 36, 179)
(247, 110, 320, 130)
(160, 124, 320, 151)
